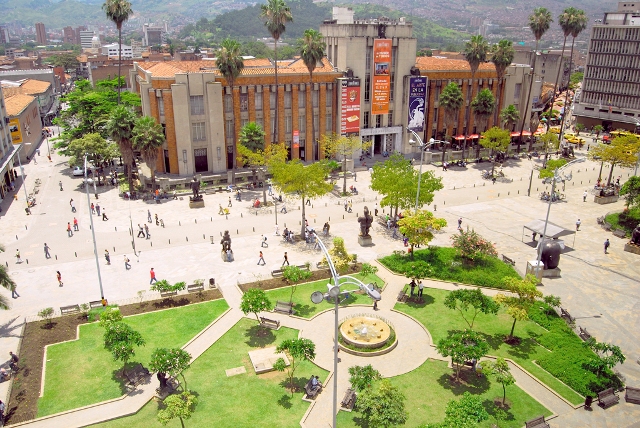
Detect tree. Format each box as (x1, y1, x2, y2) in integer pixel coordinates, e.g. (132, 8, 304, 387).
(38, 307, 54, 327)
(499, 104, 520, 131)
(593, 124, 604, 138)
(495, 274, 542, 341)
(439, 82, 463, 161)
(149, 348, 192, 390)
(355, 380, 407, 427)
(273, 338, 316, 394)
(0, 245, 16, 310)
(239, 122, 265, 152)
(99, 307, 123, 327)
(574, 123, 585, 135)
(485, 358, 515, 405)
(360, 263, 378, 282)
(463, 35, 489, 81)
(620, 176, 640, 210)
(106, 105, 137, 192)
(320, 237, 356, 274)
(348, 365, 382, 392)
(237, 141, 288, 204)
(64, 133, 120, 168)
(132, 116, 165, 192)
(282, 265, 312, 305)
(479, 127, 510, 175)
(538, 131, 560, 167)
(423, 392, 489, 428)
(48, 52, 79, 73)
(538, 158, 567, 180)
(517, 7, 553, 152)
(261, 0, 293, 143)
(150, 280, 187, 294)
(269, 159, 332, 236)
(451, 227, 498, 263)
(471, 89, 496, 158)
(299, 29, 325, 159)
(397, 210, 447, 258)
(240, 288, 273, 322)
(436, 329, 489, 381)
(588, 135, 640, 185)
(157, 391, 198, 428)
(216, 38, 245, 173)
(491, 40, 515, 113)
(444, 288, 499, 330)
(102, 0, 133, 104)
(583, 338, 626, 377)
(321, 133, 369, 194)
(103, 321, 146, 374)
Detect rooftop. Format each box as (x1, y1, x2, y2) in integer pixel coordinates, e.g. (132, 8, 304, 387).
(5, 93, 35, 116)
(1, 78, 51, 95)
(415, 57, 497, 73)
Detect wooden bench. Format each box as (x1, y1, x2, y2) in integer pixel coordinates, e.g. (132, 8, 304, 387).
(525, 415, 550, 428)
(613, 229, 626, 238)
(597, 216, 605, 225)
(560, 307, 575, 323)
(125, 363, 150, 388)
(603, 222, 612, 231)
(89, 300, 104, 309)
(259, 317, 280, 330)
(187, 283, 204, 293)
(271, 264, 310, 277)
(60, 304, 80, 315)
(304, 376, 322, 399)
(501, 254, 516, 266)
(274, 300, 294, 315)
(579, 326, 592, 341)
(341, 388, 356, 410)
(397, 287, 408, 303)
(160, 290, 178, 298)
(598, 387, 620, 409)
(625, 386, 640, 404)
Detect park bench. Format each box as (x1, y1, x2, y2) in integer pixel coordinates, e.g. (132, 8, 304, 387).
(579, 326, 592, 341)
(625, 386, 640, 404)
(603, 222, 612, 231)
(597, 216, 605, 225)
(271, 264, 309, 277)
(341, 388, 356, 410)
(304, 376, 322, 399)
(524, 415, 550, 428)
(597, 387, 620, 409)
(259, 317, 280, 330)
(160, 290, 178, 298)
(187, 283, 204, 293)
(89, 300, 104, 309)
(125, 363, 150, 388)
(501, 254, 516, 266)
(60, 304, 80, 315)
(613, 229, 626, 238)
(156, 376, 180, 399)
(273, 300, 295, 315)
(397, 287, 408, 302)
(560, 307, 575, 323)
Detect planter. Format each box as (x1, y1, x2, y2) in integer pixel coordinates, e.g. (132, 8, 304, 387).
(624, 242, 640, 255)
(594, 195, 619, 204)
(160, 291, 178, 297)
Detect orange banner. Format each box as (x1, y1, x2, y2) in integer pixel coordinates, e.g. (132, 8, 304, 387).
(372, 39, 391, 115)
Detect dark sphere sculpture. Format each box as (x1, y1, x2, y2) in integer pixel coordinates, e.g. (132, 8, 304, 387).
(540, 240, 562, 269)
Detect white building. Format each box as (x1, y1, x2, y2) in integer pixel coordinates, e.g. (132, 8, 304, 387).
(79, 30, 95, 50)
(102, 43, 133, 59)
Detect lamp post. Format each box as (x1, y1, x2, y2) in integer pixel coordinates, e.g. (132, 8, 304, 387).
(84, 154, 106, 300)
(407, 129, 438, 211)
(309, 231, 381, 428)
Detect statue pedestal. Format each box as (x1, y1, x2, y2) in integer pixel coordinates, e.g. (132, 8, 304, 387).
(624, 242, 640, 255)
(221, 250, 234, 262)
(594, 195, 619, 204)
(542, 267, 561, 278)
(358, 235, 373, 247)
(189, 200, 205, 209)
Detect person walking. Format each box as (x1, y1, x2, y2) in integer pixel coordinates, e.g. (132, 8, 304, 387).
(418, 280, 424, 298)
(150, 268, 157, 284)
(73, 217, 79, 231)
(44, 243, 51, 259)
(280, 204, 287, 213)
(268, 184, 273, 196)
(344, 200, 348, 212)
(583, 190, 588, 202)
(353, 170, 357, 182)
(348, 201, 353, 213)
(228, 196, 232, 207)
(67, 222, 73, 237)
(604, 238, 610, 254)
(137, 224, 145, 238)
(274, 224, 280, 236)
(91, 202, 96, 214)
(147, 209, 152, 223)
(457, 218, 462, 229)
(59, 180, 63, 191)
(261, 235, 268, 248)
(576, 219, 581, 231)
(70, 198, 76, 213)
(10, 283, 19, 299)
(282, 252, 289, 266)
(258, 250, 266, 265)
(155, 214, 159, 225)
(102, 209, 108, 221)
(56, 271, 63, 287)
(104, 249, 111, 265)
(144, 223, 150, 239)
(15, 250, 22, 264)
(96, 203, 101, 217)
(124, 255, 131, 270)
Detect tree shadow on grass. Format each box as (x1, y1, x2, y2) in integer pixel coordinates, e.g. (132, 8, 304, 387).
(405, 293, 435, 308)
(484, 399, 516, 423)
(504, 337, 539, 360)
(294, 303, 316, 318)
(152, 298, 190, 309)
(278, 375, 309, 394)
(277, 394, 292, 409)
(436, 370, 491, 395)
(110, 364, 135, 396)
(350, 416, 370, 428)
(244, 324, 276, 348)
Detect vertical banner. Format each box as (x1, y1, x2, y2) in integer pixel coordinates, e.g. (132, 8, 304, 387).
(372, 39, 391, 116)
(407, 77, 427, 132)
(340, 78, 361, 135)
(293, 130, 300, 148)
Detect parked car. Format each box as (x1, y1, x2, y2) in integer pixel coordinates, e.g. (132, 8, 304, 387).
(72, 166, 84, 176)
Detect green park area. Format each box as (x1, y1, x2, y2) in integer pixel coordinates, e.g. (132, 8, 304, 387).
(90, 318, 327, 428)
(38, 299, 229, 417)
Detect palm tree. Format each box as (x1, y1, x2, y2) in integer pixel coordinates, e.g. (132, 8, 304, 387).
(102, 0, 132, 104)
(299, 29, 325, 161)
(500, 105, 520, 131)
(490, 39, 515, 121)
(106, 105, 137, 193)
(439, 82, 463, 163)
(471, 89, 496, 158)
(464, 35, 490, 80)
(132, 116, 165, 193)
(261, 0, 293, 144)
(0, 245, 14, 309)
(517, 7, 553, 152)
(216, 38, 245, 175)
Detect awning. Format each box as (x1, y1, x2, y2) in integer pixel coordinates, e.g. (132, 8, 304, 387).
(454, 135, 465, 140)
(534, 130, 543, 135)
(469, 134, 479, 139)
(522, 219, 577, 248)
(510, 132, 521, 137)
(522, 131, 532, 136)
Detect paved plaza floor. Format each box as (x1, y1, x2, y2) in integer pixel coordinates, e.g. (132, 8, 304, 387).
(1, 132, 640, 427)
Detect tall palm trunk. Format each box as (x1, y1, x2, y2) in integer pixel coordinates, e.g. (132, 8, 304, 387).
(308, 72, 315, 161)
(557, 38, 576, 144)
(300, 196, 306, 236)
(517, 41, 540, 153)
(273, 42, 278, 145)
(547, 35, 568, 132)
(117, 25, 122, 104)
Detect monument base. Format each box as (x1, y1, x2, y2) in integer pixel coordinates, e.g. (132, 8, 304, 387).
(189, 200, 205, 209)
(221, 250, 234, 262)
(594, 195, 619, 204)
(624, 242, 640, 255)
(358, 235, 373, 246)
(542, 267, 561, 278)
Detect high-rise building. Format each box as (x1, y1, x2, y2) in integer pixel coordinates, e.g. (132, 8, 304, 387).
(79, 30, 95, 50)
(573, 2, 640, 131)
(35, 22, 47, 44)
(63, 26, 75, 44)
(143, 24, 164, 47)
(75, 26, 87, 45)
(0, 26, 9, 44)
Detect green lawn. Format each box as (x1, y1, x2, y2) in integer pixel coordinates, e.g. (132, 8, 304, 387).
(337, 359, 551, 428)
(379, 247, 521, 289)
(605, 208, 640, 237)
(395, 288, 586, 405)
(265, 272, 383, 318)
(38, 299, 229, 417)
(90, 318, 328, 428)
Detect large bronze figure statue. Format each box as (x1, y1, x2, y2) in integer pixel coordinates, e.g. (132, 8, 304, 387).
(358, 206, 373, 237)
(190, 176, 202, 201)
(632, 224, 640, 245)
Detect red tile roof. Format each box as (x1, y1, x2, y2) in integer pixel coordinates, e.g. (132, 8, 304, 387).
(415, 57, 497, 73)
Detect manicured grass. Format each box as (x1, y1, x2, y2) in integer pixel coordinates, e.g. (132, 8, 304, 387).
(38, 299, 229, 417)
(395, 288, 585, 405)
(605, 208, 640, 237)
(90, 318, 328, 428)
(337, 359, 550, 428)
(379, 247, 520, 289)
(265, 273, 383, 318)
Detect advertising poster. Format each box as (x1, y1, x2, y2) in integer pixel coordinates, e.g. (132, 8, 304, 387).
(293, 130, 299, 148)
(340, 78, 361, 135)
(9, 118, 22, 144)
(372, 39, 391, 115)
(407, 77, 427, 132)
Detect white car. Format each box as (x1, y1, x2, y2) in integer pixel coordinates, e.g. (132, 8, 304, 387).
(72, 166, 84, 176)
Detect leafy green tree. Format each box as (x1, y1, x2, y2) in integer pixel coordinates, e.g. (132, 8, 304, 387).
(423, 392, 489, 428)
(157, 391, 198, 428)
(398, 210, 447, 258)
(65, 133, 120, 168)
(499, 104, 520, 131)
(47, 52, 80, 73)
(593, 124, 604, 137)
(299, 29, 325, 157)
(558, 9, 587, 134)
(261, 0, 293, 142)
(0, 245, 16, 310)
(451, 227, 498, 263)
(240, 288, 273, 322)
(583, 338, 626, 377)
(348, 365, 382, 392)
(38, 307, 54, 326)
(320, 237, 356, 274)
(102, 0, 133, 103)
(239, 122, 265, 152)
(355, 380, 407, 427)
(479, 127, 510, 175)
(471, 89, 496, 158)
(620, 176, 640, 210)
(273, 338, 316, 394)
(463, 35, 489, 81)
(485, 358, 515, 405)
(106, 105, 137, 192)
(151, 280, 187, 294)
(491, 40, 515, 110)
(321, 133, 369, 194)
(436, 329, 489, 381)
(539, 158, 568, 179)
(360, 263, 378, 282)
(495, 274, 543, 340)
(538, 131, 560, 167)
(149, 348, 192, 390)
(444, 288, 499, 330)
(238, 141, 288, 204)
(99, 307, 123, 327)
(588, 135, 640, 185)
(282, 265, 312, 304)
(570, 71, 584, 88)
(132, 116, 165, 192)
(439, 82, 463, 161)
(543, 295, 562, 317)
(103, 321, 146, 374)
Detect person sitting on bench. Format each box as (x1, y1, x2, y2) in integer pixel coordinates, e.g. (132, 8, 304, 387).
(310, 375, 321, 392)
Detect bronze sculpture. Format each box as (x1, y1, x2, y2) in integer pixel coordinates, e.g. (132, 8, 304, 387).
(358, 206, 373, 237)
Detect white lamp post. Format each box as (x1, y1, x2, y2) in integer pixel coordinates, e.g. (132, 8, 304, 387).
(84, 154, 106, 300)
(407, 129, 438, 211)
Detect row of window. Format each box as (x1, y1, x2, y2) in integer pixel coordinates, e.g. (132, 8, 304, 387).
(586, 53, 640, 69)
(221, 88, 331, 114)
(582, 92, 640, 110)
(585, 66, 640, 82)
(591, 26, 640, 42)
(589, 40, 640, 55)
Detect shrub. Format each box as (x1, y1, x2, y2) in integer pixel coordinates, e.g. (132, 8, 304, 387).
(38, 307, 54, 326)
(451, 227, 498, 262)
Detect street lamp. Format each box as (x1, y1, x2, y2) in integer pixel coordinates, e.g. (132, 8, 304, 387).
(309, 231, 381, 428)
(407, 129, 437, 211)
(84, 154, 106, 300)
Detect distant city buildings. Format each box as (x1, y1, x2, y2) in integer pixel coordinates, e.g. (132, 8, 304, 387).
(143, 24, 164, 47)
(35, 22, 47, 45)
(63, 26, 75, 44)
(102, 43, 133, 59)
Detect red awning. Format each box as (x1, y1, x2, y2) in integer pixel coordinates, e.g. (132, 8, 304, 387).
(522, 131, 532, 136)
(469, 134, 480, 139)
(534, 130, 543, 135)
(510, 132, 521, 137)
(454, 135, 465, 140)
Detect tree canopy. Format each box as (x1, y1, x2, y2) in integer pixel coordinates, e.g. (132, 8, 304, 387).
(103, 321, 146, 374)
(397, 210, 447, 257)
(149, 348, 192, 388)
(157, 391, 198, 427)
(588, 135, 640, 185)
(355, 380, 408, 427)
(620, 176, 640, 210)
(444, 288, 499, 330)
(63, 133, 120, 168)
(485, 357, 515, 405)
(495, 274, 542, 339)
(348, 365, 382, 393)
(436, 329, 489, 380)
(274, 338, 316, 394)
(321, 133, 368, 193)
(240, 288, 273, 322)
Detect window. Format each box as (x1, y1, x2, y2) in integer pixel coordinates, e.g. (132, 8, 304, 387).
(255, 92, 263, 111)
(326, 87, 332, 106)
(325, 113, 332, 133)
(191, 122, 206, 141)
(270, 116, 276, 142)
(364, 111, 370, 128)
(270, 91, 276, 110)
(313, 114, 318, 137)
(240, 94, 248, 112)
(285, 115, 292, 133)
(298, 89, 306, 107)
(514, 83, 522, 100)
(299, 113, 306, 133)
(190, 95, 204, 115)
(376, 115, 381, 128)
(313, 90, 318, 108)
(157, 94, 164, 117)
(241, 118, 248, 127)
(388, 112, 393, 126)
(225, 120, 233, 140)
(256, 118, 263, 127)
(225, 94, 233, 112)
(194, 148, 207, 172)
(364, 74, 370, 102)
(390, 73, 395, 101)
(285, 91, 292, 109)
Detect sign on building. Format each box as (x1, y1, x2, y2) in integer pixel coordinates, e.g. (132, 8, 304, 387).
(372, 39, 391, 116)
(407, 77, 427, 132)
(340, 78, 361, 136)
(9, 118, 22, 143)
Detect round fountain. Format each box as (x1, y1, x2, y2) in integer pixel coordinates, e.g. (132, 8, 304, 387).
(338, 315, 397, 356)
